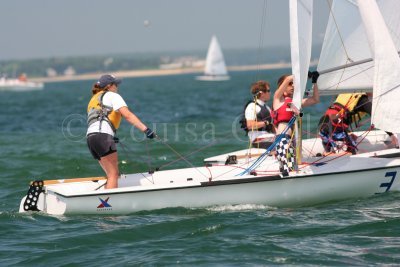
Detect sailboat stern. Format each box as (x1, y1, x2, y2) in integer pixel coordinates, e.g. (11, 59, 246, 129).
(19, 180, 45, 213)
(19, 180, 67, 215)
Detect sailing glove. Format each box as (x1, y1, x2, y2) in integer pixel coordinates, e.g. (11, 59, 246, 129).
(308, 71, 320, 83)
(144, 128, 156, 139)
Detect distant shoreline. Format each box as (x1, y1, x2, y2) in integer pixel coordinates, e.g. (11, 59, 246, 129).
(30, 62, 298, 83)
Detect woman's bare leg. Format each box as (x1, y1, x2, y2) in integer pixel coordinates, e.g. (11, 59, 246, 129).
(99, 152, 119, 189)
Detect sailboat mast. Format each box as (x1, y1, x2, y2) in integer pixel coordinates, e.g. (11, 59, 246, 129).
(289, 0, 313, 170)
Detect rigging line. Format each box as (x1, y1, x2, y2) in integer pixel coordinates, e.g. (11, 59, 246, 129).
(155, 136, 209, 179)
(353, 128, 374, 154)
(319, 58, 371, 76)
(319, 51, 400, 77)
(205, 165, 213, 181)
(212, 160, 261, 180)
(325, 0, 352, 62)
(372, 81, 400, 99)
(157, 130, 234, 170)
(212, 150, 275, 180)
(249, 95, 259, 150)
(322, 64, 374, 91)
(118, 140, 133, 163)
(299, 150, 351, 169)
(158, 139, 217, 169)
(94, 180, 108, 191)
(345, 95, 372, 131)
(117, 140, 154, 183)
(320, 91, 367, 153)
(245, 134, 284, 173)
(256, 0, 268, 78)
(145, 139, 152, 170)
(301, 137, 368, 167)
(212, 155, 267, 180)
(301, 130, 321, 158)
(195, 162, 250, 183)
(144, 139, 155, 184)
(366, 62, 400, 126)
(302, 119, 370, 157)
(304, 130, 372, 164)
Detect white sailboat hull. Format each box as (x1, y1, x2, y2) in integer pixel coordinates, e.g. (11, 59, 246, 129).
(18, 163, 400, 215)
(195, 75, 230, 81)
(0, 79, 44, 91)
(19, 133, 400, 215)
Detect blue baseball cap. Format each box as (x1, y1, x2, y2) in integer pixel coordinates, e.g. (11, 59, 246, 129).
(96, 74, 122, 88)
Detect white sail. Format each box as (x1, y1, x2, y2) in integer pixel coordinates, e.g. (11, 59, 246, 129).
(317, 0, 400, 95)
(357, 0, 400, 133)
(290, 0, 313, 110)
(205, 35, 228, 76)
(196, 35, 230, 81)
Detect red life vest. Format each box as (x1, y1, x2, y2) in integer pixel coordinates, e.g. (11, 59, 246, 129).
(324, 103, 350, 129)
(273, 97, 293, 125)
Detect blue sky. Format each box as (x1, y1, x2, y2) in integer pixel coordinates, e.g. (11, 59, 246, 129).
(0, 0, 329, 60)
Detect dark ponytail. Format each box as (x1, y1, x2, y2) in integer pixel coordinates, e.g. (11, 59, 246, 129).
(91, 83, 112, 95)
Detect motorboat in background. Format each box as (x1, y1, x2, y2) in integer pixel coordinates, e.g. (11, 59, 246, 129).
(0, 73, 44, 91)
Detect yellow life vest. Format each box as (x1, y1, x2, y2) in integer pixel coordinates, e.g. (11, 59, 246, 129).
(334, 93, 368, 126)
(87, 91, 122, 132)
(334, 93, 366, 112)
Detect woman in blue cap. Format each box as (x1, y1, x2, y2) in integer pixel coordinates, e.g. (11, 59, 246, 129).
(86, 74, 155, 189)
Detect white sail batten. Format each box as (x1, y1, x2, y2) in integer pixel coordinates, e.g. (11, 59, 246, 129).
(290, 0, 313, 110)
(317, 0, 400, 95)
(204, 35, 228, 76)
(358, 0, 400, 133)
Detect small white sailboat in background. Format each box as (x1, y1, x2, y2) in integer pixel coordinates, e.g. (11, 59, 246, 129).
(196, 35, 230, 81)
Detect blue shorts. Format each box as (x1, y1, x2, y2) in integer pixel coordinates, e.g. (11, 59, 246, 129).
(86, 133, 117, 160)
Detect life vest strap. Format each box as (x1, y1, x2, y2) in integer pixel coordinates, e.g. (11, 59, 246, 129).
(87, 91, 117, 133)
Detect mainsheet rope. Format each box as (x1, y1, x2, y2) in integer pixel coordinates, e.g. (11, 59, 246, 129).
(154, 135, 210, 179)
(117, 129, 239, 181)
(118, 140, 156, 184)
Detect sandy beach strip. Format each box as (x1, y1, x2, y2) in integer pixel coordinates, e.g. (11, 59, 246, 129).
(31, 62, 298, 83)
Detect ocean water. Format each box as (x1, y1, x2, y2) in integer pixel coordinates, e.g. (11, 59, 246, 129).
(1, 69, 399, 266)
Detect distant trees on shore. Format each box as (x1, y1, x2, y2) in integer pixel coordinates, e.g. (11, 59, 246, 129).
(0, 45, 310, 78)
(0, 54, 161, 78)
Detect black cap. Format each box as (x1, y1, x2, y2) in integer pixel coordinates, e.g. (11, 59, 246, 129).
(96, 74, 122, 88)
